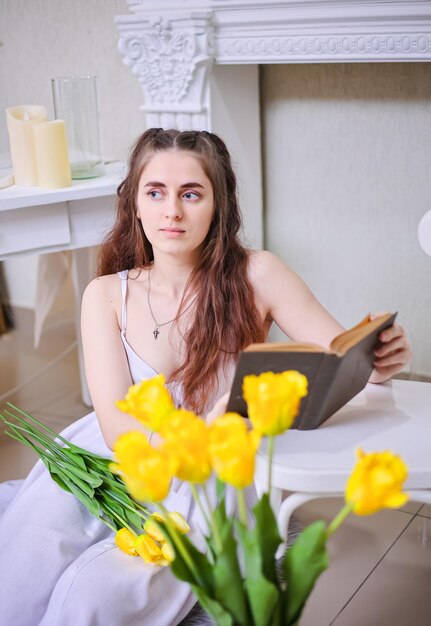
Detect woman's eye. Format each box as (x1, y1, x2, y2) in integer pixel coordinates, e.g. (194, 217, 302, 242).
(183, 191, 199, 200)
(148, 189, 162, 199)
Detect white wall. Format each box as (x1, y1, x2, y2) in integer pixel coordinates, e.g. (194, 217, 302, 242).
(1, 0, 143, 307)
(262, 62, 431, 376)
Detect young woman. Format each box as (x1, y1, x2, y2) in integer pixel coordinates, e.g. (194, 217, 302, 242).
(0, 129, 411, 625)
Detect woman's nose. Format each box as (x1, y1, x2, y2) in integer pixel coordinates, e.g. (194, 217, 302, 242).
(165, 197, 182, 220)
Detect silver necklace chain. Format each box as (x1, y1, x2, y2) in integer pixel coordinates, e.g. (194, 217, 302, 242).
(147, 267, 195, 340)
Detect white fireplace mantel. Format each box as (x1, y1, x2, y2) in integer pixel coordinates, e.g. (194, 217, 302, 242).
(117, 1, 431, 71)
(115, 0, 431, 247)
(115, 0, 431, 126)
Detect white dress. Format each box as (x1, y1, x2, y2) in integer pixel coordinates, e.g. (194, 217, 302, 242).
(0, 270, 230, 626)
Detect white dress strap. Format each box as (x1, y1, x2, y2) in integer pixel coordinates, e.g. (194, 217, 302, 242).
(118, 270, 128, 335)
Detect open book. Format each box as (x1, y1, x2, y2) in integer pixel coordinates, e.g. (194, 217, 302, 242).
(226, 312, 397, 430)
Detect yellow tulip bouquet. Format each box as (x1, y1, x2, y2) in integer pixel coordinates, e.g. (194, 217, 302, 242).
(1, 370, 409, 626)
(111, 371, 409, 626)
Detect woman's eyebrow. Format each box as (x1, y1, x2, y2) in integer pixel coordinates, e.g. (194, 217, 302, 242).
(180, 182, 205, 189)
(143, 181, 166, 188)
(143, 181, 205, 189)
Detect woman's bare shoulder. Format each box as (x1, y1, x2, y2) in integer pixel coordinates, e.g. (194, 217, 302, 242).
(248, 249, 282, 273)
(82, 273, 123, 312)
(247, 249, 296, 288)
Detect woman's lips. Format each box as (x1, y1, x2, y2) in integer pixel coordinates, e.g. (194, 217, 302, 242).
(160, 228, 185, 238)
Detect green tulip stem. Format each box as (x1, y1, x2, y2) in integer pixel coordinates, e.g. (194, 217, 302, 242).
(99, 516, 116, 532)
(326, 501, 354, 536)
(4, 403, 108, 461)
(159, 504, 206, 588)
(104, 488, 149, 521)
(101, 501, 134, 534)
(267, 435, 275, 494)
(191, 484, 222, 553)
(237, 488, 247, 527)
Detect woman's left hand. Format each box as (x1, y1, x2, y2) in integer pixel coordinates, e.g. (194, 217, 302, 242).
(370, 321, 412, 383)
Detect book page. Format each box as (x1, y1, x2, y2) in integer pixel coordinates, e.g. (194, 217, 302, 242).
(244, 342, 328, 353)
(244, 312, 395, 356)
(330, 312, 395, 355)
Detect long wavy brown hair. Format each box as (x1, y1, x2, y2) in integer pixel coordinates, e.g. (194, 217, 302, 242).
(98, 128, 265, 413)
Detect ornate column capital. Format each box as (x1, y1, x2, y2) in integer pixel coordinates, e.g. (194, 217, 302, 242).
(116, 11, 215, 129)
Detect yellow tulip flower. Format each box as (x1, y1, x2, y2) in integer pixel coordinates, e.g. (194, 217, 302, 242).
(162, 410, 212, 483)
(151, 510, 165, 523)
(161, 540, 176, 562)
(168, 511, 190, 535)
(346, 448, 409, 515)
(113, 431, 177, 502)
(243, 370, 308, 436)
(149, 510, 190, 535)
(143, 517, 165, 543)
(116, 374, 176, 432)
(115, 528, 138, 556)
(112, 431, 151, 475)
(208, 413, 261, 489)
(135, 534, 168, 566)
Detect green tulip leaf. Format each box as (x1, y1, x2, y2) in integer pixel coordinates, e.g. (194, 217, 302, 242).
(157, 521, 215, 594)
(283, 521, 329, 625)
(100, 495, 124, 517)
(103, 481, 130, 500)
(55, 459, 103, 488)
(48, 468, 69, 492)
(100, 500, 127, 529)
(103, 487, 147, 530)
(233, 494, 283, 625)
(191, 587, 234, 626)
(60, 474, 101, 518)
(59, 446, 87, 470)
(210, 509, 250, 625)
(215, 477, 226, 502)
(53, 464, 96, 498)
(236, 520, 280, 626)
(123, 508, 143, 531)
(252, 493, 282, 584)
(204, 494, 228, 561)
(86, 457, 117, 475)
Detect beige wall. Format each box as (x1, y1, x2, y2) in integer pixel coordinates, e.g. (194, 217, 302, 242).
(2, 2, 430, 376)
(262, 62, 431, 375)
(1, 0, 143, 307)
(1, 0, 142, 160)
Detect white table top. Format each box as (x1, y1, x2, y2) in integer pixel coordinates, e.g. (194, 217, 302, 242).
(256, 378, 431, 493)
(0, 162, 127, 211)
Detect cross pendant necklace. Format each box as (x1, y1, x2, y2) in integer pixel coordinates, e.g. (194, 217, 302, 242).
(147, 267, 196, 340)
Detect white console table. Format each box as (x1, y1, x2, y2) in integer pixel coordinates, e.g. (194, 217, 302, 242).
(0, 163, 126, 405)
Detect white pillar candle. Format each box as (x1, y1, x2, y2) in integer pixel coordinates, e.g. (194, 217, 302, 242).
(33, 120, 72, 188)
(5, 105, 47, 185)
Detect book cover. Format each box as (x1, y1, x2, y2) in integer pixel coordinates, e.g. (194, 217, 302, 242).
(226, 312, 397, 430)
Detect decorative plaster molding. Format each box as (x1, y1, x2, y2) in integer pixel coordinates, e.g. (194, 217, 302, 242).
(216, 33, 431, 64)
(117, 13, 214, 124)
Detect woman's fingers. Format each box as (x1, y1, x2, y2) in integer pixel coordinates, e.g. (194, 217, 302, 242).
(373, 322, 412, 378)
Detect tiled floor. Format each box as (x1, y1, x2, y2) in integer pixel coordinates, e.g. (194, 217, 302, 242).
(1, 308, 431, 625)
(0, 308, 88, 479)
